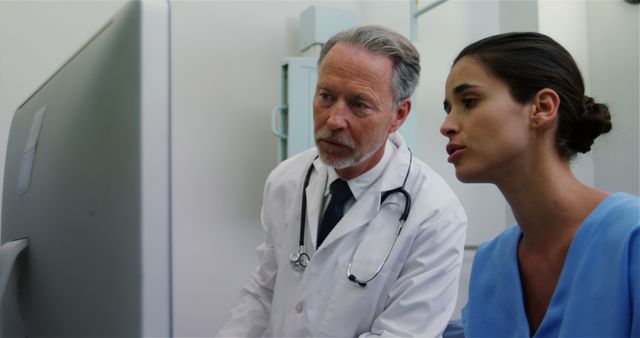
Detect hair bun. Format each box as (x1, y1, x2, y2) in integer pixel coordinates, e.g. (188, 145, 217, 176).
(584, 96, 595, 112)
(569, 96, 612, 153)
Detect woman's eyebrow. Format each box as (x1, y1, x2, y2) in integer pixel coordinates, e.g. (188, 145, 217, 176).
(453, 83, 478, 95)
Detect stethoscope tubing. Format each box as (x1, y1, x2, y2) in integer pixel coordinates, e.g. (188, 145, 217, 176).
(298, 158, 316, 248)
(290, 150, 413, 286)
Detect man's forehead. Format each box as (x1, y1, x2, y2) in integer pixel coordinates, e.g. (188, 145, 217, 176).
(318, 45, 393, 82)
(321, 42, 393, 66)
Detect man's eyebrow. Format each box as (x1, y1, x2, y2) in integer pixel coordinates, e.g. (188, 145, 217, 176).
(453, 83, 478, 94)
(352, 93, 374, 102)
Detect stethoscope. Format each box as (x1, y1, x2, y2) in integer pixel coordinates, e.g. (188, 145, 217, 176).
(290, 151, 412, 287)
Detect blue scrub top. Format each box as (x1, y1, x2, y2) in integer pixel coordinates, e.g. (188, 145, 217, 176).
(462, 192, 640, 337)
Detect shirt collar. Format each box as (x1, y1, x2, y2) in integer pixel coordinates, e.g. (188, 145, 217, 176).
(325, 140, 396, 200)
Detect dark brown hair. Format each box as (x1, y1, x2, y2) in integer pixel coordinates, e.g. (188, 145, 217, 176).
(454, 32, 611, 159)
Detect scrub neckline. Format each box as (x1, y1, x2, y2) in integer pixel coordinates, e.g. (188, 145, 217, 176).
(510, 192, 622, 337)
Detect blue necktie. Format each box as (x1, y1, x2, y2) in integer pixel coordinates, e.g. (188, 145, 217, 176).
(317, 179, 352, 248)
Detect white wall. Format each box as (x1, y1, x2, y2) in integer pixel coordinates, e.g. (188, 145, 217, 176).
(587, 1, 640, 195)
(1, 0, 637, 336)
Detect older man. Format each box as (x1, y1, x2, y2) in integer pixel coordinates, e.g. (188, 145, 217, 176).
(217, 25, 467, 337)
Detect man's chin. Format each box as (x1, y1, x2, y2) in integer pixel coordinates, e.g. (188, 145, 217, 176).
(318, 152, 357, 170)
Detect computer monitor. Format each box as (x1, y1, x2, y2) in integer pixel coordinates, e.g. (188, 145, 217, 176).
(0, 1, 172, 336)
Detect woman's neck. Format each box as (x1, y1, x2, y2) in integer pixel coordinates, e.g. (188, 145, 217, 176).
(496, 156, 608, 253)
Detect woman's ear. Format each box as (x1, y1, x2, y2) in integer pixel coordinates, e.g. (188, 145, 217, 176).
(530, 88, 560, 129)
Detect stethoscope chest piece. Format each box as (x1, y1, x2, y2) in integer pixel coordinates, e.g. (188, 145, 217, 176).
(289, 246, 310, 272)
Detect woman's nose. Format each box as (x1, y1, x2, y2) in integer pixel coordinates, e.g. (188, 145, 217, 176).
(440, 116, 459, 138)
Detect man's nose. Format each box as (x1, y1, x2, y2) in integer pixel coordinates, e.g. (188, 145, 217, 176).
(325, 101, 349, 130)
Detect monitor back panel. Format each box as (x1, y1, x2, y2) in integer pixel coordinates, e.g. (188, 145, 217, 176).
(2, 2, 145, 336)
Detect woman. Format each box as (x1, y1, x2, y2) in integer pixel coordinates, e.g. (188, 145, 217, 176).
(440, 32, 639, 337)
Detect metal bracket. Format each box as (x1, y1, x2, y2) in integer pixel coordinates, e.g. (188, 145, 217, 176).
(410, 0, 449, 42)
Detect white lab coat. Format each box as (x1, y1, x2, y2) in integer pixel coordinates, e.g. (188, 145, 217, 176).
(217, 133, 467, 337)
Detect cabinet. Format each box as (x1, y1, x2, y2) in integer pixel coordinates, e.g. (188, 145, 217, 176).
(271, 57, 318, 162)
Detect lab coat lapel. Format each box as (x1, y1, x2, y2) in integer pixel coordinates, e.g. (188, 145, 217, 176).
(318, 190, 381, 250)
(316, 133, 411, 251)
(305, 158, 327, 250)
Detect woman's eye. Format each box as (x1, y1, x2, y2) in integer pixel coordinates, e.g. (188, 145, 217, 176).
(462, 98, 477, 109)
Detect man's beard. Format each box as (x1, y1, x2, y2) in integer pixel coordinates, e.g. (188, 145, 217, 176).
(314, 128, 385, 169)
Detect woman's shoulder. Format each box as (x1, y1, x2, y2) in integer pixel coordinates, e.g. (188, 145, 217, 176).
(476, 192, 639, 258)
(603, 192, 640, 216)
(587, 192, 640, 240)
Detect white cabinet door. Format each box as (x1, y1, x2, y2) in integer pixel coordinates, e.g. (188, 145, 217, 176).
(273, 57, 318, 162)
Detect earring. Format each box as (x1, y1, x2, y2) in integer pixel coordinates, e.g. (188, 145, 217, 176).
(531, 118, 539, 127)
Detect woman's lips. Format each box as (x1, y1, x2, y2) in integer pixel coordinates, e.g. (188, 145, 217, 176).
(446, 143, 466, 163)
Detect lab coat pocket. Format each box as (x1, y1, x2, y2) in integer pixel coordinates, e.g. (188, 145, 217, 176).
(319, 269, 391, 337)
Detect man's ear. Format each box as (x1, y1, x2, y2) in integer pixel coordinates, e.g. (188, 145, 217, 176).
(389, 99, 411, 133)
(530, 88, 560, 129)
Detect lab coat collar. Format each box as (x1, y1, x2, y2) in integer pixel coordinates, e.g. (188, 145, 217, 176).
(375, 133, 411, 193)
(316, 132, 411, 251)
(325, 140, 394, 201)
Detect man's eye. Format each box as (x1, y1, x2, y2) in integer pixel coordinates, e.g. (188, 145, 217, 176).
(353, 102, 366, 109)
(350, 101, 371, 113)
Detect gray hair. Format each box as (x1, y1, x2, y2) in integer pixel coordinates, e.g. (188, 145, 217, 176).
(318, 25, 421, 107)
